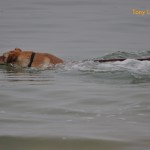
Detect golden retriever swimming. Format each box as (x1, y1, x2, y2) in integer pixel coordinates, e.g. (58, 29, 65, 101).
(1, 48, 150, 69)
(0, 48, 63, 68)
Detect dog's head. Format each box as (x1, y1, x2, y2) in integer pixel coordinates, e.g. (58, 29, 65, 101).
(0, 48, 22, 64)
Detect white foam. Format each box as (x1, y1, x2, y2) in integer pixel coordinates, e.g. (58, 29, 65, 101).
(66, 59, 147, 70)
(64, 59, 150, 78)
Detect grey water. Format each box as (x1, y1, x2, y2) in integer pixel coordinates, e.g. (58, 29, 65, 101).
(0, 0, 150, 150)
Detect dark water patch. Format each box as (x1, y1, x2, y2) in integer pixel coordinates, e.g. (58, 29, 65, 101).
(1, 136, 150, 150)
(0, 136, 130, 150)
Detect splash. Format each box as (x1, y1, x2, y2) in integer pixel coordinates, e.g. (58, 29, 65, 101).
(64, 59, 150, 74)
(64, 51, 150, 81)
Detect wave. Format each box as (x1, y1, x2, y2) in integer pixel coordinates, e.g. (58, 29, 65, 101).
(63, 51, 150, 82)
(64, 59, 150, 75)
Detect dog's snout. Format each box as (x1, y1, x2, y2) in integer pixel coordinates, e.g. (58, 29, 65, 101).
(0, 55, 5, 63)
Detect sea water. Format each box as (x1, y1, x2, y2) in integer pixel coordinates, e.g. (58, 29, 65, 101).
(0, 0, 150, 150)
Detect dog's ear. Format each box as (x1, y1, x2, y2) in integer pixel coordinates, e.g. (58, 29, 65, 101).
(6, 53, 18, 63)
(14, 48, 22, 52)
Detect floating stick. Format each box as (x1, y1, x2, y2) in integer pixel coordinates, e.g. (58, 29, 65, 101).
(93, 58, 150, 63)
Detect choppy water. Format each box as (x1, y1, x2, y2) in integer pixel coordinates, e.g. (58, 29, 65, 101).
(0, 0, 150, 150)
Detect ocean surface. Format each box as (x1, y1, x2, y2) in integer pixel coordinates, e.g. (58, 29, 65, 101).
(0, 0, 150, 150)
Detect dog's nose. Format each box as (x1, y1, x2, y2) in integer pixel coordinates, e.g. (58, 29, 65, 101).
(0, 56, 5, 63)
